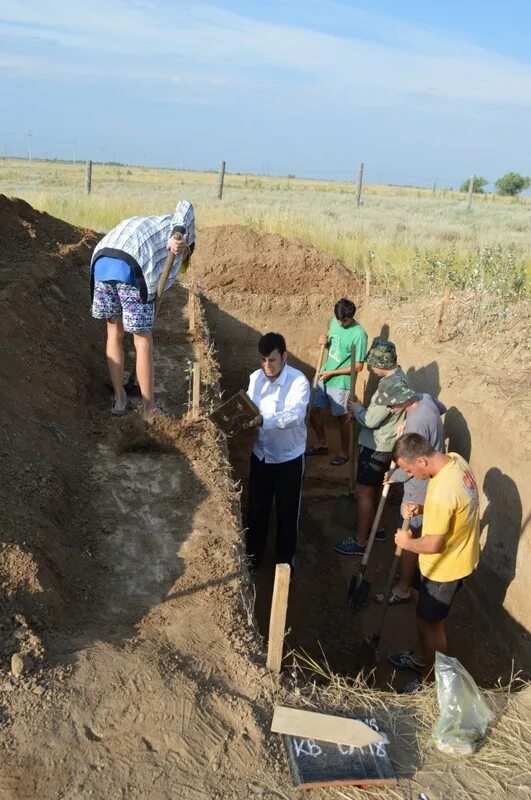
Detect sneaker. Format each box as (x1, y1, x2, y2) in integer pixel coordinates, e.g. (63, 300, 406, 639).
(375, 528, 386, 542)
(388, 651, 426, 673)
(333, 537, 366, 556)
(396, 677, 422, 694)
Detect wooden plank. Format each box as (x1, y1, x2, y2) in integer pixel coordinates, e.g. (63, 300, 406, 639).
(272, 707, 382, 748)
(266, 564, 291, 672)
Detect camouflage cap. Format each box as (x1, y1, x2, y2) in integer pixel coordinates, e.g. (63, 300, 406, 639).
(365, 338, 397, 369)
(375, 376, 416, 407)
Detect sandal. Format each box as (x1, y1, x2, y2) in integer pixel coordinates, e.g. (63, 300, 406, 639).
(374, 591, 410, 606)
(306, 445, 328, 456)
(145, 405, 168, 421)
(330, 454, 349, 466)
(111, 399, 135, 416)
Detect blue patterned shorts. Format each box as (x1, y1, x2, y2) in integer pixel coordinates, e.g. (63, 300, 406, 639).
(92, 281, 154, 334)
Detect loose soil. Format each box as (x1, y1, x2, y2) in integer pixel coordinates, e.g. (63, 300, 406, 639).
(0, 202, 529, 799)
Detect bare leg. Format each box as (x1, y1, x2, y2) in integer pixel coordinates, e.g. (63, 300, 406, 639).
(338, 413, 350, 459)
(106, 319, 127, 411)
(309, 407, 327, 448)
(133, 331, 156, 418)
(355, 483, 377, 545)
(393, 551, 418, 598)
(414, 617, 447, 680)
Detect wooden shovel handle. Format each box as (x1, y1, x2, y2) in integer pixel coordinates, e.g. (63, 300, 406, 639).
(394, 514, 411, 557)
(154, 250, 177, 318)
(358, 460, 396, 567)
(348, 343, 359, 494)
(313, 342, 326, 389)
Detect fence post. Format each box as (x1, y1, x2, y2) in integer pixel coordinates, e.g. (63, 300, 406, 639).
(355, 162, 364, 207)
(85, 160, 92, 194)
(217, 160, 226, 200)
(467, 174, 474, 211)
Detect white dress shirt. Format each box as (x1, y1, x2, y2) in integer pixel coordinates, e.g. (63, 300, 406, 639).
(247, 364, 310, 464)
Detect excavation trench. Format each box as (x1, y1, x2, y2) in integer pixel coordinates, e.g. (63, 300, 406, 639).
(194, 225, 530, 688)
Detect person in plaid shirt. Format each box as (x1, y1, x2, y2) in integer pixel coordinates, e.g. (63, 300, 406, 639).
(90, 200, 195, 419)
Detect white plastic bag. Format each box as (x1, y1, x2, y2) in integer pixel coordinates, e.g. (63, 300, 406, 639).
(431, 652, 495, 756)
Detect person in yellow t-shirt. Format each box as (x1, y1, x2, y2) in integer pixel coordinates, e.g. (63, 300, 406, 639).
(386, 433, 480, 690)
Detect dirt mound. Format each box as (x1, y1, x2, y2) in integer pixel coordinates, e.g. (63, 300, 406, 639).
(0, 195, 102, 643)
(192, 224, 356, 297)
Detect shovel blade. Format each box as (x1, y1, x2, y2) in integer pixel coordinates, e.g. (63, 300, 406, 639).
(348, 576, 371, 613)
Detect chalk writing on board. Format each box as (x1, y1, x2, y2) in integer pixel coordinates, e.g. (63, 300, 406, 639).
(291, 719, 389, 761)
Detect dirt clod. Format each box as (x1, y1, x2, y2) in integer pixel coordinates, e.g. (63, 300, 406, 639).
(11, 654, 33, 678)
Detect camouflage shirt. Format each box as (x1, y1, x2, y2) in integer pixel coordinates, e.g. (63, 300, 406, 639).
(353, 366, 408, 452)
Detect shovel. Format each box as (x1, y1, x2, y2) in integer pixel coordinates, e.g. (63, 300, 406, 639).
(306, 341, 326, 422)
(123, 245, 187, 394)
(358, 515, 410, 664)
(347, 461, 396, 612)
(332, 344, 359, 526)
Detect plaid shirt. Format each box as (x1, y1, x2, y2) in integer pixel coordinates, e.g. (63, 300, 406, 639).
(91, 199, 195, 303)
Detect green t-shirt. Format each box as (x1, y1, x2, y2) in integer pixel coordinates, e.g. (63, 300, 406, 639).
(322, 318, 368, 390)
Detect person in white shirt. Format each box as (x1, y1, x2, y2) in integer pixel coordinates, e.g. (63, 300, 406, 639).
(245, 332, 310, 569)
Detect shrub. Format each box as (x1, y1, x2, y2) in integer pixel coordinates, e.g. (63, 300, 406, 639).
(495, 172, 531, 196)
(460, 176, 488, 193)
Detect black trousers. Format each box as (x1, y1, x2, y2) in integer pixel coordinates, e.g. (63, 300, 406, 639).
(246, 452, 304, 568)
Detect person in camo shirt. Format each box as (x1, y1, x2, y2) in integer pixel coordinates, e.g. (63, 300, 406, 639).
(373, 379, 447, 606)
(334, 339, 409, 556)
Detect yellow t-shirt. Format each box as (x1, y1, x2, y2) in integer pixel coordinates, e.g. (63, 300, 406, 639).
(420, 453, 480, 582)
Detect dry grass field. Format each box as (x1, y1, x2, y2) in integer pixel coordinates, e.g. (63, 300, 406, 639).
(1, 158, 529, 299)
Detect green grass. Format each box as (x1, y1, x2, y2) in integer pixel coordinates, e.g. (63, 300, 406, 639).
(1, 158, 529, 300)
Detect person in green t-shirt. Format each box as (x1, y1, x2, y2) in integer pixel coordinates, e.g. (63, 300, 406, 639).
(307, 298, 368, 465)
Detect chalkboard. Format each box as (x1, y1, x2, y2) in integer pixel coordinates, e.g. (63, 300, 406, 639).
(283, 717, 396, 789)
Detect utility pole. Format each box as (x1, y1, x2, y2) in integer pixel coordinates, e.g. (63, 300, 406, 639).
(73, 140, 77, 164)
(27, 131, 32, 161)
(355, 162, 364, 207)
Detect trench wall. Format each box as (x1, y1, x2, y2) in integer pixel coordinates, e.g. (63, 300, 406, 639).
(202, 290, 530, 670)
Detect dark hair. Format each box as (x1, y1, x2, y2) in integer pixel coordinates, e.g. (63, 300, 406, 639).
(334, 298, 356, 320)
(392, 433, 436, 463)
(258, 332, 286, 356)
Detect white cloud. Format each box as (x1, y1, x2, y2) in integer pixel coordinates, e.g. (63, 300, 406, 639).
(1, 0, 531, 108)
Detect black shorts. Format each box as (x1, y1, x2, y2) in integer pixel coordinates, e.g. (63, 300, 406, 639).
(413, 568, 463, 623)
(356, 446, 392, 487)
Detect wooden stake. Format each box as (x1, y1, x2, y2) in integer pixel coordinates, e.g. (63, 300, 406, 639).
(266, 563, 291, 673)
(217, 159, 226, 199)
(365, 267, 371, 298)
(192, 362, 201, 418)
(435, 285, 451, 342)
(355, 162, 364, 207)
(188, 291, 196, 332)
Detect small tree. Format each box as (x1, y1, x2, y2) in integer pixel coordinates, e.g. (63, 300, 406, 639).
(460, 176, 488, 194)
(495, 172, 531, 196)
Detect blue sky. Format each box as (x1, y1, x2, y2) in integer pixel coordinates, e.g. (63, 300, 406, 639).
(1, 0, 531, 187)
